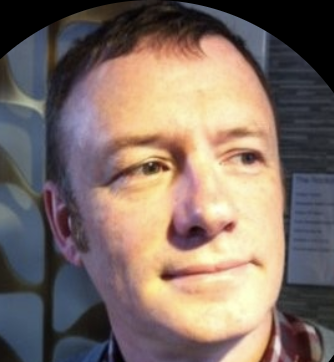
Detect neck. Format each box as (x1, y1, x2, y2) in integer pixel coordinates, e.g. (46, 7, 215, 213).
(111, 312, 273, 362)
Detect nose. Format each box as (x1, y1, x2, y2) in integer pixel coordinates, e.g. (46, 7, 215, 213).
(172, 158, 236, 243)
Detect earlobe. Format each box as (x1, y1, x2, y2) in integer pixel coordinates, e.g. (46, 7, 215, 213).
(43, 181, 82, 267)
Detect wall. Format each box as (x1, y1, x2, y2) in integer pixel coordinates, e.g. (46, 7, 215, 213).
(268, 34, 334, 329)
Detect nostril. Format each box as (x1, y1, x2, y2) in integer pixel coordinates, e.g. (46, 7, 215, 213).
(225, 222, 235, 232)
(188, 226, 206, 238)
(187, 220, 235, 241)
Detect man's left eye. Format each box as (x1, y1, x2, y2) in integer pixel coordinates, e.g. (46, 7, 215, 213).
(239, 152, 260, 165)
(225, 151, 264, 169)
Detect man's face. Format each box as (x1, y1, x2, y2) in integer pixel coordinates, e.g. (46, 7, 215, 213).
(62, 36, 285, 350)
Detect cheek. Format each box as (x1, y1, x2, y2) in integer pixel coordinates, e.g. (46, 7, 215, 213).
(83, 193, 164, 271)
(255, 175, 285, 217)
(239, 177, 285, 261)
(238, 177, 284, 224)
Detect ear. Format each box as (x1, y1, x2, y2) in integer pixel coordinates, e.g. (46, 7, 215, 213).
(43, 181, 82, 267)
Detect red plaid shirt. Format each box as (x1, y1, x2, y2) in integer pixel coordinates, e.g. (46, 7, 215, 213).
(261, 310, 322, 362)
(107, 310, 322, 362)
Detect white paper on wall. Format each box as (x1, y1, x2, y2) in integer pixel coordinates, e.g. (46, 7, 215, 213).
(287, 173, 334, 286)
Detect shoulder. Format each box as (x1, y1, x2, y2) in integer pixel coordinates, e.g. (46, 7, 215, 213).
(277, 311, 334, 362)
(60, 341, 109, 362)
(311, 322, 334, 362)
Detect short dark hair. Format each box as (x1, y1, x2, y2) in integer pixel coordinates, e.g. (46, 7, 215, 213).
(46, 0, 275, 199)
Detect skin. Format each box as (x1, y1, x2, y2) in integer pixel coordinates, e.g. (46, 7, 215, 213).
(44, 36, 285, 362)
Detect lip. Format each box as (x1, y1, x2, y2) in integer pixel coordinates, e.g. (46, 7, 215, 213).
(162, 260, 251, 280)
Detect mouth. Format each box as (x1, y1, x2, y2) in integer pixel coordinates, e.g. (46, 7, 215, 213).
(162, 260, 251, 281)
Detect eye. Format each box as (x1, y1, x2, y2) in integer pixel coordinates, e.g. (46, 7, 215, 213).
(124, 161, 168, 177)
(116, 159, 170, 182)
(139, 161, 168, 175)
(223, 150, 264, 171)
(239, 151, 261, 165)
(108, 158, 172, 189)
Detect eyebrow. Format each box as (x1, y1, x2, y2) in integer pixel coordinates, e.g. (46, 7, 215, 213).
(100, 125, 269, 158)
(99, 134, 165, 159)
(214, 126, 269, 144)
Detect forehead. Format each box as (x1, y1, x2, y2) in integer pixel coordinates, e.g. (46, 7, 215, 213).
(62, 36, 274, 146)
(86, 36, 262, 97)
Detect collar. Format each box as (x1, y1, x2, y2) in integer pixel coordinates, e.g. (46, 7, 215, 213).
(260, 310, 322, 362)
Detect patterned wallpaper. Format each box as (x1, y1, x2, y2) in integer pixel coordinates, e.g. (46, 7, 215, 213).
(0, 5, 142, 362)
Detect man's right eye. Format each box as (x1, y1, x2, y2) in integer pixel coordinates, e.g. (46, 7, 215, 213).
(126, 160, 170, 178)
(109, 158, 172, 187)
(139, 161, 168, 176)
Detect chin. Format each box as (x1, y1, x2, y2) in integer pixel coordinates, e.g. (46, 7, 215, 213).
(153, 300, 273, 347)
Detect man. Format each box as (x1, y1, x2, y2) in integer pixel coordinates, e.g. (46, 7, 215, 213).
(43, 1, 334, 362)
